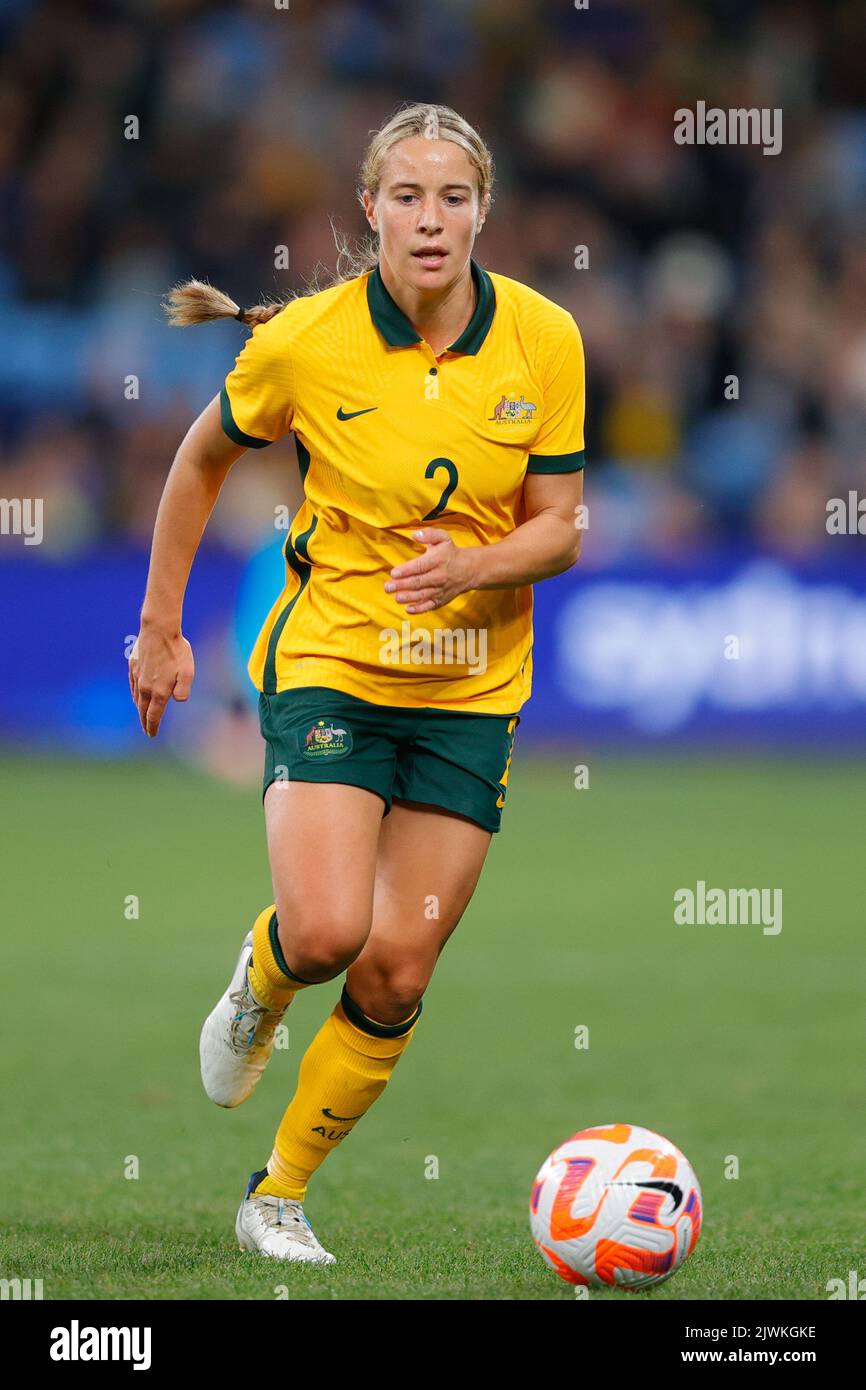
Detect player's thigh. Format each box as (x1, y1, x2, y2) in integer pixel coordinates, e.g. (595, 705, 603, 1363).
(346, 800, 492, 1008)
(265, 780, 385, 964)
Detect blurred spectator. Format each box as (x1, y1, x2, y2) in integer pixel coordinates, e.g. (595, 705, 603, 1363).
(0, 0, 864, 560)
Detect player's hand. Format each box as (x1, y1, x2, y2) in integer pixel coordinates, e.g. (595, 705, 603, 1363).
(128, 624, 195, 738)
(384, 527, 477, 614)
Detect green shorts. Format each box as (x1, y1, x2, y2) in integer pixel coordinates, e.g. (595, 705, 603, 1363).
(259, 685, 520, 833)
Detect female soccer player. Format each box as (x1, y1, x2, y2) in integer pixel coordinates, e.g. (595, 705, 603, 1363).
(129, 102, 585, 1264)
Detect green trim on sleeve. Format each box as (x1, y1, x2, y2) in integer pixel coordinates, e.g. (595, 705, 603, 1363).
(220, 386, 272, 449)
(526, 449, 585, 474)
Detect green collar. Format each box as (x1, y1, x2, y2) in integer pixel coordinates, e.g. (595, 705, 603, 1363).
(366, 256, 496, 355)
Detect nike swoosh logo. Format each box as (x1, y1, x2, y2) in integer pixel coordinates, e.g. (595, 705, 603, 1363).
(336, 405, 378, 420)
(609, 1180, 684, 1211)
(321, 1107, 364, 1121)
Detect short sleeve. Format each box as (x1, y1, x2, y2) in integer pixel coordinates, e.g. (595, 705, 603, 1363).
(526, 315, 586, 473)
(220, 316, 295, 449)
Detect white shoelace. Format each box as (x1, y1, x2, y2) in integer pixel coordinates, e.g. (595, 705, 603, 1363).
(254, 1197, 318, 1249)
(228, 974, 284, 1055)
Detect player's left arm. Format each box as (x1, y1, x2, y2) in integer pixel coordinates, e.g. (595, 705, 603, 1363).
(386, 472, 583, 611)
(387, 313, 585, 613)
(480, 467, 584, 586)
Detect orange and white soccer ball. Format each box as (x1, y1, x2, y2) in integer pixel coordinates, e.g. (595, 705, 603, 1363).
(529, 1122, 702, 1290)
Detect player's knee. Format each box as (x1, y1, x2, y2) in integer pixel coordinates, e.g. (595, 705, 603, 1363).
(294, 941, 360, 982)
(355, 967, 427, 1022)
(273, 901, 367, 981)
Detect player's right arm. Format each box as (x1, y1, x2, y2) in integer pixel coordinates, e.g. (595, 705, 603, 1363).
(132, 291, 295, 736)
(129, 394, 247, 738)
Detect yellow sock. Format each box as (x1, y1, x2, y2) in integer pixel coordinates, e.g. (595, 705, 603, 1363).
(248, 905, 317, 1011)
(251, 986, 423, 1202)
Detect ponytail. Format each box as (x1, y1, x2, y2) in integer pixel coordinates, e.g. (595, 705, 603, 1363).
(162, 278, 288, 328)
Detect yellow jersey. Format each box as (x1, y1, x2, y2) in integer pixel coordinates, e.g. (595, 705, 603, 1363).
(220, 257, 585, 713)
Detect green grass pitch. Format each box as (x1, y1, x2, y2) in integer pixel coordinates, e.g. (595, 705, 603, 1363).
(1, 751, 862, 1300)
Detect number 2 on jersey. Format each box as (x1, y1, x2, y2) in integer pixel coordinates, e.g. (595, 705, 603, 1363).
(422, 457, 458, 521)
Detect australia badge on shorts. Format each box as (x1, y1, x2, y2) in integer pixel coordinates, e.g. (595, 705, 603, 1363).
(302, 719, 353, 759)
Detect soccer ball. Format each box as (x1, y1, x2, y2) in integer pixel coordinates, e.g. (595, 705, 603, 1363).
(529, 1122, 702, 1290)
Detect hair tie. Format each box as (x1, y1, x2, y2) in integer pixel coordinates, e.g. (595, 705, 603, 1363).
(234, 307, 246, 322)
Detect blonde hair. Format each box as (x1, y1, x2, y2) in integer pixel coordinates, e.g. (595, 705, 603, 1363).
(163, 101, 494, 329)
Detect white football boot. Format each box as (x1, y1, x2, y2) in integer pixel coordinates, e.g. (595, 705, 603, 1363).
(236, 1171, 336, 1264)
(199, 931, 287, 1108)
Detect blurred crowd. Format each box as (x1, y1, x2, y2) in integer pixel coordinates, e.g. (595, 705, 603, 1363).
(1, 0, 865, 562)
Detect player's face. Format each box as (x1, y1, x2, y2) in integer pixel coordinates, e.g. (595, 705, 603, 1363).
(366, 136, 485, 290)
